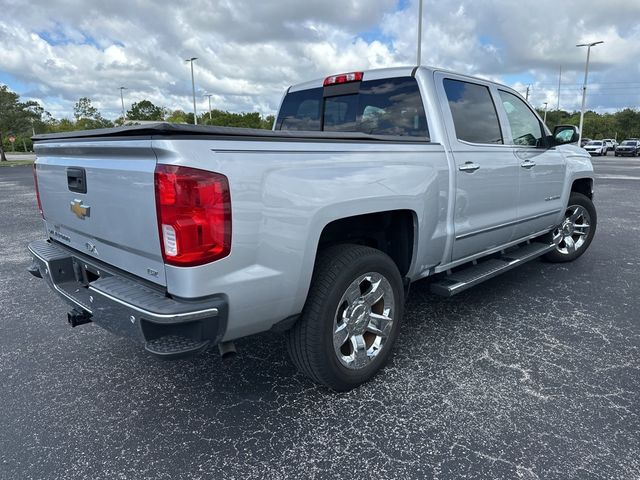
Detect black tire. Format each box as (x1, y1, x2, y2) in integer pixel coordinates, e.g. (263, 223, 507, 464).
(543, 192, 597, 263)
(286, 244, 404, 391)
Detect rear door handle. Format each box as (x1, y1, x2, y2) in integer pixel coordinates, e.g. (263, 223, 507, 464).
(520, 160, 536, 169)
(459, 162, 480, 172)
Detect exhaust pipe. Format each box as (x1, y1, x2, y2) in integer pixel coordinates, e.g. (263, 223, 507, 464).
(67, 309, 92, 327)
(218, 341, 237, 359)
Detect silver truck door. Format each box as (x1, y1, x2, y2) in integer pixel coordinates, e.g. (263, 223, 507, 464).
(495, 89, 567, 239)
(435, 73, 519, 261)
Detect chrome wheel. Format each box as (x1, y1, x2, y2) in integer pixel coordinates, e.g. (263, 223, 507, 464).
(552, 204, 591, 255)
(333, 272, 395, 370)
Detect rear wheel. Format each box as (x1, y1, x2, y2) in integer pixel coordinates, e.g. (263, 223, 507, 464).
(543, 192, 597, 263)
(286, 244, 404, 391)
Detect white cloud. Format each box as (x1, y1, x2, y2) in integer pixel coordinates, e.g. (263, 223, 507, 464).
(0, 0, 639, 119)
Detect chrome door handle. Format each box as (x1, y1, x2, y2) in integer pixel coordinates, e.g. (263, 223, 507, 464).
(521, 160, 536, 169)
(459, 162, 480, 172)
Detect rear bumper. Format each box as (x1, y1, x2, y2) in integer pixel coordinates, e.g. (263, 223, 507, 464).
(28, 239, 227, 348)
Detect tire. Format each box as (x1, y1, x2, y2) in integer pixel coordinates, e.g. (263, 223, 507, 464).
(286, 244, 404, 391)
(543, 192, 597, 263)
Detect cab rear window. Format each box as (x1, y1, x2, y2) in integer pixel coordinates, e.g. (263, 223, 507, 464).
(275, 77, 429, 138)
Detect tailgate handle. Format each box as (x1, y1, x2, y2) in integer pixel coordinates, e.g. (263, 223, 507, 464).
(67, 167, 87, 194)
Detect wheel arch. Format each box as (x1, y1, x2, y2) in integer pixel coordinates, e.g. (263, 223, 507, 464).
(571, 177, 594, 200)
(316, 209, 418, 279)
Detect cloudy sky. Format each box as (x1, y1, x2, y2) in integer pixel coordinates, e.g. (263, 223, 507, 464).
(1, 0, 639, 120)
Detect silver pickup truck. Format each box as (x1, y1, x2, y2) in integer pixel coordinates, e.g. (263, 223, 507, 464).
(28, 66, 596, 391)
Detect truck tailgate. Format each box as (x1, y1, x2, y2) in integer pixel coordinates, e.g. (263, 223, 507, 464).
(34, 139, 166, 286)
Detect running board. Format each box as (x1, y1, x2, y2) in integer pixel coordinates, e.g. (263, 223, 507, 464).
(430, 242, 555, 297)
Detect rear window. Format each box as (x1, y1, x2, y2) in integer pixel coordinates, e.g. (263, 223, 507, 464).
(275, 77, 429, 137)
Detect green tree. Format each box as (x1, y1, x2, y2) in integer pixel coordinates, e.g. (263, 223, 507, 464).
(72, 97, 112, 130)
(166, 109, 189, 123)
(0, 84, 52, 157)
(198, 109, 274, 129)
(127, 100, 165, 121)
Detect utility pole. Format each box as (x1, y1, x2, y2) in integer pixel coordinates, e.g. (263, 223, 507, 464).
(204, 94, 213, 122)
(186, 57, 198, 125)
(556, 66, 562, 111)
(525, 85, 530, 101)
(416, 0, 423, 66)
(543, 102, 548, 125)
(577, 41, 604, 145)
(119, 87, 127, 123)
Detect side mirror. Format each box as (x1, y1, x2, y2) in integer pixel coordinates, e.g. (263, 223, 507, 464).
(553, 125, 580, 145)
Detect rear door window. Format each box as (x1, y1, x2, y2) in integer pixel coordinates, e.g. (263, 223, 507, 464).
(276, 77, 429, 137)
(443, 78, 503, 144)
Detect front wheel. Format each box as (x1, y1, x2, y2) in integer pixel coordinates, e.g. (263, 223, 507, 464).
(286, 244, 404, 391)
(543, 192, 597, 263)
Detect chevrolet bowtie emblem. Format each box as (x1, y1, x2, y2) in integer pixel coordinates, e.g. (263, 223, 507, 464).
(70, 199, 90, 220)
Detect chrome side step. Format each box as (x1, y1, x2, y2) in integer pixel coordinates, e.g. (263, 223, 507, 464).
(430, 242, 555, 297)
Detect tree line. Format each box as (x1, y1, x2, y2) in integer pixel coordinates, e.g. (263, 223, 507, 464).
(3, 83, 640, 155)
(0, 85, 275, 154)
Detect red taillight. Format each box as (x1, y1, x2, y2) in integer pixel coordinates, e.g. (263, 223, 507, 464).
(323, 71, 363, 87)
(33, 163, 44, 218)
(154, 165, 231, 267)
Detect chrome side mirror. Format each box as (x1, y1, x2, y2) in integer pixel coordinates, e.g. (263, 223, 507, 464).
(553, 125, 580, 145)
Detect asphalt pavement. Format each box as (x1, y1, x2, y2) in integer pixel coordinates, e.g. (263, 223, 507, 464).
(1, 153, 638, 479)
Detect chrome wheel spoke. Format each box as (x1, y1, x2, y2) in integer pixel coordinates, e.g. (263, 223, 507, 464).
(569, 207, 584, 223)
(344, 282, 361, 304)
(333, 323, 349, 349)
(564, 236, 576, 253)
(574, 224, 590, 235)
(361, 278, 384, 307)
(367, 312, 393, 338)
(351, 335, 369, 368)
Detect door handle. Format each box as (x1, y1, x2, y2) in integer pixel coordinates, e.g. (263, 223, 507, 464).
(459, 162, 480, 172)
(520, 160, 536, 169)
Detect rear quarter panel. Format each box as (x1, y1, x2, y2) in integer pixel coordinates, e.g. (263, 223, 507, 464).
(152, 138, 449, 340)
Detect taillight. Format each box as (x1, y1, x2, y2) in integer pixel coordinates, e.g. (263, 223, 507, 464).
(154, 165, 231, 267)
(33, 163, 44, 218)
(323, 71, 363, 87)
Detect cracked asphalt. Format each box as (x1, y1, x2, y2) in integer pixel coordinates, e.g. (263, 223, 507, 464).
(1, 155, 638, 479)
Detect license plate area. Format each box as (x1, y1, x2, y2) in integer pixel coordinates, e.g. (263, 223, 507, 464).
(71, 258, 108, 286)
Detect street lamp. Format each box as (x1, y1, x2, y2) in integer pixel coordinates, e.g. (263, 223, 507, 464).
(543, 102, 548, 125)
(119, 87, 127, 123)
(416, 0, 423, 66)
(576, 41, 603, 144)
(204, 94, 213, 122)
(185, 57, 198, 125)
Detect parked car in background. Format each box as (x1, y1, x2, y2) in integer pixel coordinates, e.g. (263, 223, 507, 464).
(615, 140, 640, 157)
(602, 139, 615, 152)
(584, 140, 607, 156)
(580, 137, 592, 147)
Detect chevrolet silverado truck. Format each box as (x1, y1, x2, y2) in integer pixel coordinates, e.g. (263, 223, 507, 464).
(28, 66, 596, 391)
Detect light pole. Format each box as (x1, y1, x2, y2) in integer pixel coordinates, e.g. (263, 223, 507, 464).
(119, 87, 127, 123)
(204, 94, 213, 122)
(543, 102, 548, 125)
(416, 0, 423, 66)
(186, 57, 198, 125)
(576, 41, 603, 144)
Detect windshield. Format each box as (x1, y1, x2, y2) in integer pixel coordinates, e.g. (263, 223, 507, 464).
(276, 77, 429, 137)
(621, 140, 636, 146)
(587, 141, 602, 146)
